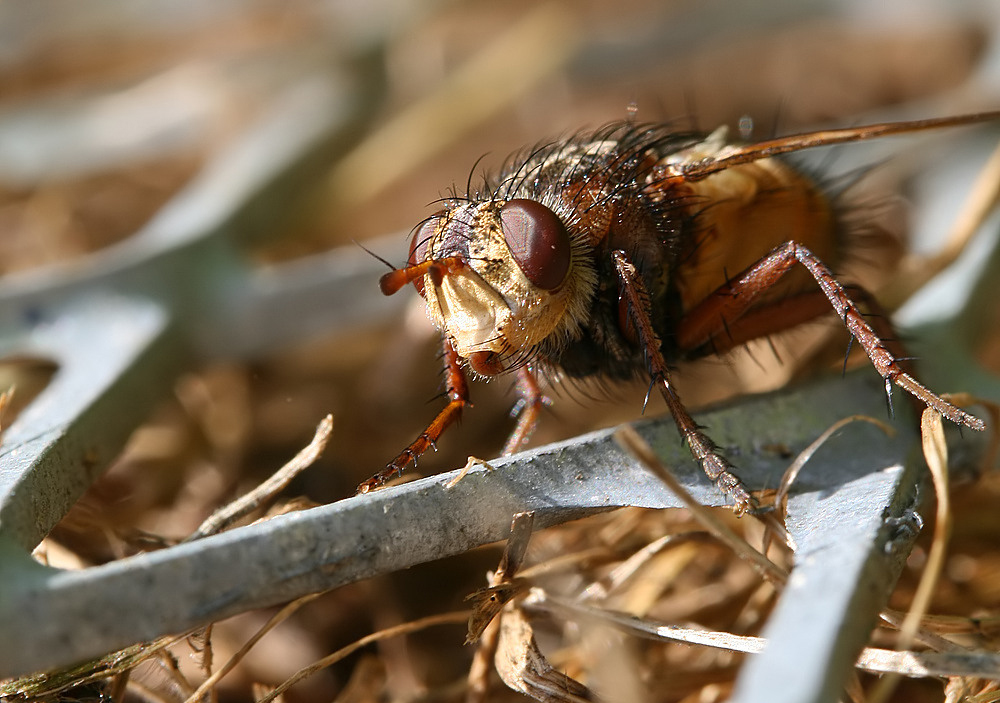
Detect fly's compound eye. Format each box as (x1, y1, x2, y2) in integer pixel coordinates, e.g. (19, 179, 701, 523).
(499, 199, 571, 291)
(407, 217, 438, 295)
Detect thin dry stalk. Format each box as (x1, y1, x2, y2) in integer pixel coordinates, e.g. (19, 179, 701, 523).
(254, 610, 471, 703)
(773, 415, 893, 519)
(525, 588, 1000, 679)
(518, 547, 618, 581)
(184, 593, 325, 703)
(324, 3, 579, 208)
(465, 617, 502, 703)
(763, 414, 892, 554)
(185, 415, 333, 541)
(0, 387, 13, 437)
(613, 425, 787, 586)
(578, 532, 708, 602)
(868, 408, 952, 703)
(880, 138, 1000, 310)
(878, 609, 968, 653)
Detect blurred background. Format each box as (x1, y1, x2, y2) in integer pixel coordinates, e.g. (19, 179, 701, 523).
(2, 0, 1000, 701)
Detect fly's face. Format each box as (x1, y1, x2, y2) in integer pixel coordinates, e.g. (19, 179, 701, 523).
(410, 199, 597, 376)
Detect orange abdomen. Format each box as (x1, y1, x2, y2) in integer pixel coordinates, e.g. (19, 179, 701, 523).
(673, 157, 839, 313)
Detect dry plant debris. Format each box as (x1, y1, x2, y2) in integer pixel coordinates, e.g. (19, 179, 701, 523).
(2, 2, 1000, 702)
(5, 398, 1000, 702)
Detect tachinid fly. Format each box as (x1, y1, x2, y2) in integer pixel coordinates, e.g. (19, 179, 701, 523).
(362, 113, 995, 513)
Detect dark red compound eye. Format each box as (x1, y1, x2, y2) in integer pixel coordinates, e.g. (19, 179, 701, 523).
(499, 199, 571, 291)
(407, 217, 438, 295)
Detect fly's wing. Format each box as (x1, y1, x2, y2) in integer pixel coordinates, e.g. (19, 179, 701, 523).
(670, 112, 1000, 181)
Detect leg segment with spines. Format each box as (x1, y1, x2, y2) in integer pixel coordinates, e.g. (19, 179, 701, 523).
(357, 337, 471, 493)
(675, 241, 983, 432)
(613, 250, 757, 513)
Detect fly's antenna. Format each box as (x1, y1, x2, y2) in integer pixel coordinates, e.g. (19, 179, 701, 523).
(355, 241, 397, 271)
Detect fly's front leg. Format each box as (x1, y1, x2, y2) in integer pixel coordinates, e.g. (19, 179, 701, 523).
(502, 366, 546, 456)
(358, 337, 471, 493)
(612, 250, 755, 513)
(676, 241, 985, 432)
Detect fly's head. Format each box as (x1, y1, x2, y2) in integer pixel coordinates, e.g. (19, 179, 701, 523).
(389, 198, 597, 377)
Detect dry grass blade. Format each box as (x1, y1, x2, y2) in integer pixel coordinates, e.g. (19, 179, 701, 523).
(966, 687, 1000, 703)
(466, 512, 535, 643)
(518, 547, 617, 581)
(184, 593, 324, 703)
(762, 414, 893, 554)
(856, 649, 1000, 679)
(773, 415, 894, 519)
(613, 425, 787, 586)
(869, 407, 952, 703)
(254, 611, 471, 703)
(0, 387, 13, 437)
(526, 589, 1000, 679)
(185, 414, 334, 541)
(904, 408, 952, 646)
(496, 511, 535, 581)
(325, 2, 579, 207)
(527, 588, 767, 652)
(881, 137, 1000, 310)
(877, 609, 969, 653)
(578, 532, 709, 602)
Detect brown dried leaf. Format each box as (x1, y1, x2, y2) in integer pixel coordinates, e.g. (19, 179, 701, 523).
(495, 606, 595, 703)
(466, 580, 529, 644)
(466, 511, 536, 643)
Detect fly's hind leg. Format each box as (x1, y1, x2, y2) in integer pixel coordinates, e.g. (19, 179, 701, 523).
(674, 241, 984, 432)
(613, 250, 756, 513)
(358, 337, 471, 493)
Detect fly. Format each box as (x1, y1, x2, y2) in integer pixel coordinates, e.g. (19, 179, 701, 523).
(361, 112, 996, 513)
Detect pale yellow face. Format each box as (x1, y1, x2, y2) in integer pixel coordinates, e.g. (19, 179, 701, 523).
(418, 201, 597, 374)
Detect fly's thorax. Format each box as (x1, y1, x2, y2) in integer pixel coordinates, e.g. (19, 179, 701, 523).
(419, 200, 597, 374)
